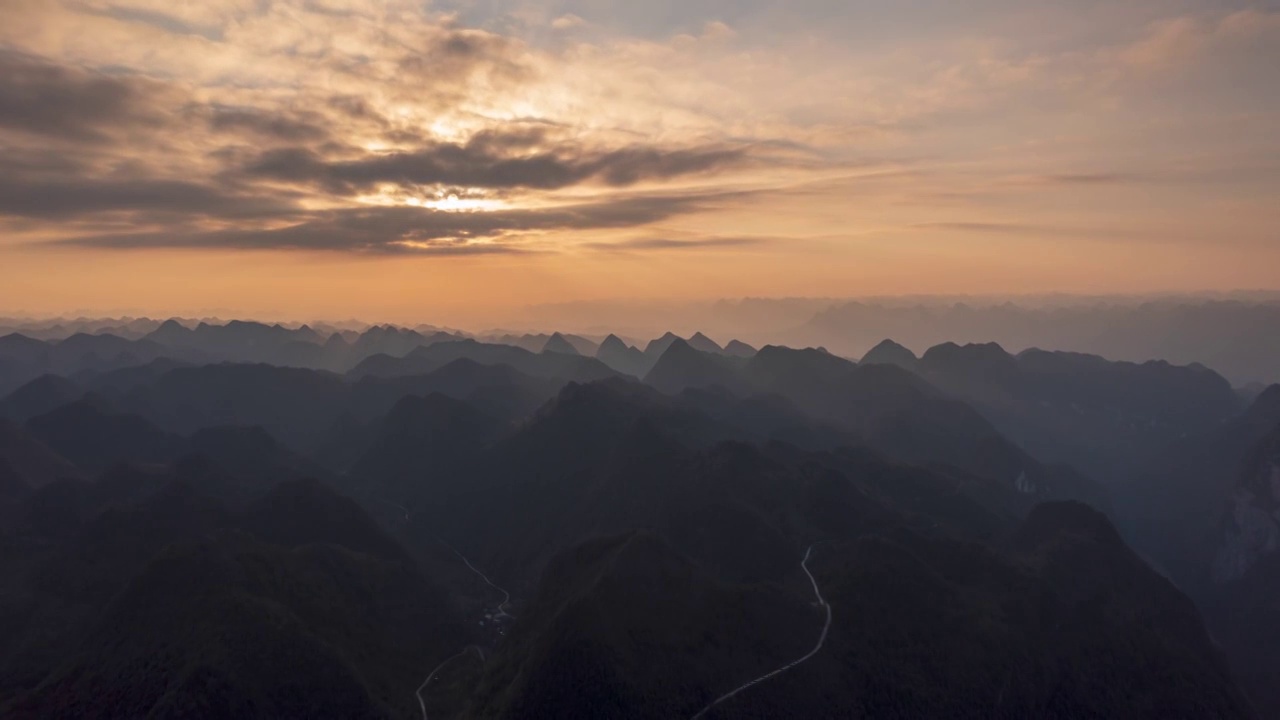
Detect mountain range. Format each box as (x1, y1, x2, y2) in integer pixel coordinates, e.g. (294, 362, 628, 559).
(0, 318, 1274, 718)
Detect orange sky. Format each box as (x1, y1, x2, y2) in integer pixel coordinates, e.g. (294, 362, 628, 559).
(1, 0, 1277, 327)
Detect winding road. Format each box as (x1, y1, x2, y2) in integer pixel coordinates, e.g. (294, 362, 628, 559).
(412, 543, 518, 716)
(442, 542, 517, 619)
(690, 543, 832, 720)
(415, 645, 485, 720)
(368, 496, 513, 619)
(369, 505, 513, 717)
(371, 503, 513, 618)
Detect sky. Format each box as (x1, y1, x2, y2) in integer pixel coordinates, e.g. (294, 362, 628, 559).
(0, 0, 1277, 326)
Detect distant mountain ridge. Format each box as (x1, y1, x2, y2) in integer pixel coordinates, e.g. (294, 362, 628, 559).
(797, 298, 1280, 385)
(9, 297, 1280, 384)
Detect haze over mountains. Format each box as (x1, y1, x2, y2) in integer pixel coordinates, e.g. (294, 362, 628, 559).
(0, 305, 1277, 718)
(6, 294, 1280, 385)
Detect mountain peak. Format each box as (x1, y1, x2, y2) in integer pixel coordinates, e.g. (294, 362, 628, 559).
(361, 324, 412, 339)
(687, 332, 723, 353)
(920, 341, 1016, 374)
(861, 339, 918, 369)
(723, 339, 757, 358)
(659, 337, 693, 356)
(533, 378, 670, 434)
(644, 339, 742, 395)
(595, 334, 646, 377)
(1, 374, 84, 422)
(598, 334, 629, 353)
(1255, 383, 1280, 409)
(747, 345, 856, 387)
(542, 332, 581, 356)
(643, 332, 683, 357)
(1243, 383, 1280, 426)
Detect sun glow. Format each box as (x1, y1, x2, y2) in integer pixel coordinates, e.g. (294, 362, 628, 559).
(416, 194, 505, 212)
(354, 189, 507, 212)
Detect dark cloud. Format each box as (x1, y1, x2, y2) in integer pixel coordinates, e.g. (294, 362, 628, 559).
(52, 193, 730, 253)
(0, 174, 300, 220)
(593, 146, 749, 185)
(0, 146, 94, 178)
(326, 94, 385, 122)
(0, 50, 162, 143)
(465, 126, 551, 153)
(240, 135, 751, 193)
(207, 108, 330, 142)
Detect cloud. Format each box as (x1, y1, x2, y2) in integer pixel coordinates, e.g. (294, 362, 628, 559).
(83, 3, 227, 40)
(993, 173, 1143, 189)
(0, 0, 1274, 282)
(67, 0, 260, 31)
(394, 26, 532, 89)
(1038, 173, 1134, 185)
(0, 50, 164, 143)
(1118, 9, 1280, 70)
(583, 235, 766, 252)
(206, 107, 331, 142)
(912, 222, 1039, 234)
(551, 14, 585, 30)
(238, 137, 753, 193)
(700, 21, 737, 42)
(0, 37, 772, 255)
(908, 221, 1143, 241)
(0, 174, 299, 220)
(51, 193, 734, 253)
